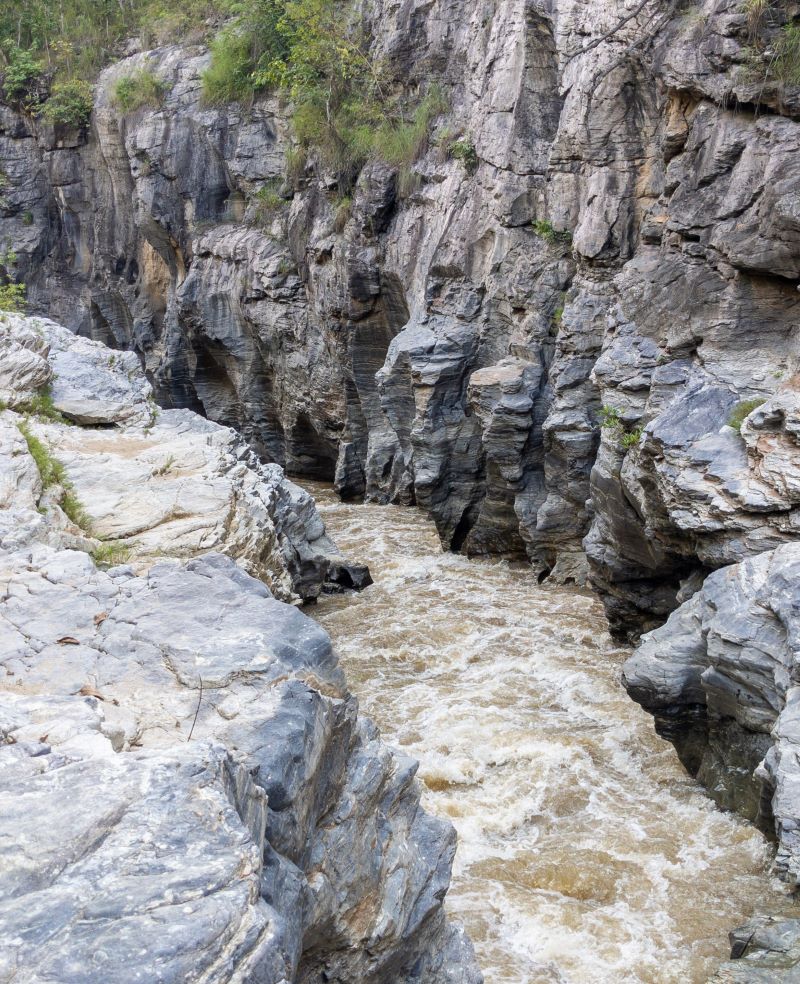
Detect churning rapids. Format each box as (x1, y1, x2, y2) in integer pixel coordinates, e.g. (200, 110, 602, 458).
(304, 483, 794, 983)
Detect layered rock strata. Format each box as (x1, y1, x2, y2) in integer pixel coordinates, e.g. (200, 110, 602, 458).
(3, 0, 800, 639)
(624, 543, 800, 979)
(0, 313, 369, 601)
(4, 0, 800, 972)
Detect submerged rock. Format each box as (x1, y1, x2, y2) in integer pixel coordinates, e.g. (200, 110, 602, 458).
(716, 915, 800, 981)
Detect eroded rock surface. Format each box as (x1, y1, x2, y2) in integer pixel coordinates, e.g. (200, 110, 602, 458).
(4, 0, 800, 975)
(4, 0, 800, 640)
(0, 313, 369, 602)
(0, 315, 479, 982)
(624, 544, 800, 977)
(0, 548, 479, 982)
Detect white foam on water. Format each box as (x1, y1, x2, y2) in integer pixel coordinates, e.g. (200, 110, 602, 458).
(305, 484, 796, 983)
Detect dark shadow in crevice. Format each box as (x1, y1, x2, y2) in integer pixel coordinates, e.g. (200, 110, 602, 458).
(286, 411, 338, 481)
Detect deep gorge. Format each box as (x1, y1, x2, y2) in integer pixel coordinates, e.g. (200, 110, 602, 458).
(2, 0, 800, 979)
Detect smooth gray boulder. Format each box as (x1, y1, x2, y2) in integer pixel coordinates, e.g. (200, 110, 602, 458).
(0, 735, 280, 983)
(0, 544, 479, 982)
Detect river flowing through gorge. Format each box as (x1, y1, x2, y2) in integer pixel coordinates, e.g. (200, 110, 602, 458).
(305, 483, 796, 984)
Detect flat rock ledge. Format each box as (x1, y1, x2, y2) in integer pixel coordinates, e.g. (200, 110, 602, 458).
(0, 314, 478, 983)
(623, 544, 800, 980)
(0, 313, 370, 603)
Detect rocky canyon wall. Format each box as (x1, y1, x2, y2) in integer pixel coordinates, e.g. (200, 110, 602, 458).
(0, 313, 480, 983)
(3, 0, 799, 641)
(4, 0, 800, 974)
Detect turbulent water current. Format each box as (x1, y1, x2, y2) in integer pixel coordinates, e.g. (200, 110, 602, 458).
(305, 483, 794, 983)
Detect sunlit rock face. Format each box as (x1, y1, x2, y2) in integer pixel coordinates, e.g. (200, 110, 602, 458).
(3, 0, 800, 976)
(0, 313, 369, 601)
(0, 314, 480, 983)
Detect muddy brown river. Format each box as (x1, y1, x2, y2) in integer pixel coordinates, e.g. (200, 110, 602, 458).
(305, 483, 794, 983)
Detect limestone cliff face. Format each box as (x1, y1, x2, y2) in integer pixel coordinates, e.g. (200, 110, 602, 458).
(2, 0, 799, 640)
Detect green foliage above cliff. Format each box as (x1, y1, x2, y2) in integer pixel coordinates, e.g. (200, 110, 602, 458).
(0, 0, 220, 120)
(1, 44, 43, 102)
(202, 0, 289, 103)
(203, 0, 448, 187)
(1, 0, 447, 183)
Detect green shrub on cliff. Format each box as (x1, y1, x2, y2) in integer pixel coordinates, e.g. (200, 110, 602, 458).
(15, 386, 68, 424)
(249, 179, 286, 223)
(742, 0, 772, 39)
(0, 282, 26, 312)
(728, 398, 765, 433)
(775, 23, 800, 84)
(203, 0, 448, 187)
(739, 2, 800, 88)
(0, 246, 26, 312)
(92, 541, 132, 567)
(450, 139, 478, 174)
(17, 417, 92, 531)
(375, 87, 448, 166)
(39, 79, 93, 125)
(113, 69, 168, 112)
(532, 219, 573, 247)
(598, 405, 621, 429)
(17, 420, 66, 489)
(620, 427, 643, 449)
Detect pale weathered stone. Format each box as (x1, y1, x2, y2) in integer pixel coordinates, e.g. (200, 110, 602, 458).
(0, 315, 369, 602)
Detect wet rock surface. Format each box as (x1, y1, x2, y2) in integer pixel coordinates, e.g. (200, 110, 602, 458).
(624, 543, 800, 978)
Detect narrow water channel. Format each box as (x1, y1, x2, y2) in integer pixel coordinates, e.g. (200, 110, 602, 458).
(305, 483, 794, 983)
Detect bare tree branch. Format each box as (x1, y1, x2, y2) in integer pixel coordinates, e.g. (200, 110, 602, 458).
(187, 677, 203, 742)
(564, 0, 656, 66)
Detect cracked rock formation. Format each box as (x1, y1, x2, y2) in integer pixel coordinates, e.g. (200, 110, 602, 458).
(4, 0, 800, 641)
(0, 315, 480, 983)
(0, 313, 370, 601)
(4, 0, 800, 973)
(624, 543, 800, 979)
